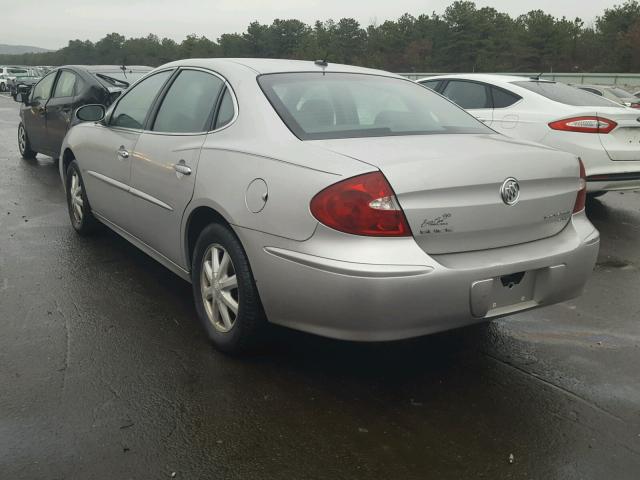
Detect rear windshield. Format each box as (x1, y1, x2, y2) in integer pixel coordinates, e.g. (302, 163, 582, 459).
(92, 70, 150, 89)
(512, 81, 622, 107)
(258, 72, 492, 140)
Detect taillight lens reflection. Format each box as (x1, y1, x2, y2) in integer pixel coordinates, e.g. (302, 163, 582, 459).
(573, 159, 587, 214)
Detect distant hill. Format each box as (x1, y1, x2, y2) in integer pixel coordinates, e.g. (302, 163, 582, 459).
(0, 44, 51, 55)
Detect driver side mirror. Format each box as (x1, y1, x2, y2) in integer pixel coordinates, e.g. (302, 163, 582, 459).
(14, 93, 27, 104)
(75, 104, 106, 123)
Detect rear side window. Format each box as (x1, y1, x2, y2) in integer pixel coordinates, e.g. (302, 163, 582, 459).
(53, 71, 76, 98)
(111, 70, 172, 129)
(214, 89, 235, 129)
(258, 72, 492, 140)
(512, 81, 622, 107)
(442, 81, 490, 109)
(419, 79, 440, 91)
(153, 70, 224, 133)
(491, 87, 521, 108)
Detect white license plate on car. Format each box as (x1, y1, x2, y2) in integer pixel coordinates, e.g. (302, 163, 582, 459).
(470, 271, 537, 317)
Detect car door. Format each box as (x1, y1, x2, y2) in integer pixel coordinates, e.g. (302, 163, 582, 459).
(22, 71, 58, 153)
(80, 69, 174, 232)
(129, 68, 228, 267)
(440, 80, 494, 125)
(45, 69, 78, 156)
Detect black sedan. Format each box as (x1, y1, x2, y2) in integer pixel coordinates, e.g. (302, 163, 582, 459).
(16, 65, 152, 160)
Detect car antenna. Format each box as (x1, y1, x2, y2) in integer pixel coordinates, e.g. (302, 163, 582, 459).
(120, 62, 128, 79)
(314, 56, 328, 75)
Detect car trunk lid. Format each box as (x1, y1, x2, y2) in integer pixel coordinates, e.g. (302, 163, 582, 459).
(595, 107, 640, 161)
(312, 134, 580, 254)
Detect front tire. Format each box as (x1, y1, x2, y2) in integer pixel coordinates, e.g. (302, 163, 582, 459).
(18, 123, 36, 159)
(192, 223, 267, 353)
(65, 160, 98, 235)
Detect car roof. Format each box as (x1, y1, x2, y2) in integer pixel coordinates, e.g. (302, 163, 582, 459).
(158, 58, 398, 78)
(61, 65, 153, 73)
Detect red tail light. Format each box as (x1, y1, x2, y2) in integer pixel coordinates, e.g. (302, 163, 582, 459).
(631, 103, 640, 109)
(573, 159, 587, 214)
(310, 172, 411, 237)
(549, 116, 617, 134)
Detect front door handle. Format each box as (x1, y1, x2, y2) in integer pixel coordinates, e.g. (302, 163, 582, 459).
(117, 146, 129, 159)
(173, 162, 192, 176)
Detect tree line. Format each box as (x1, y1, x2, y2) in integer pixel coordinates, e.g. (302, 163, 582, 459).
(2, 0, 640, 73)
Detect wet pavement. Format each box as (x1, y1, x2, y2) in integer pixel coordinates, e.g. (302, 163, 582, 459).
(1, 94, 639, 479)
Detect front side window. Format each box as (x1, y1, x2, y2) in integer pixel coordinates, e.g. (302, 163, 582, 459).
(153, 70, 224, 133)
(111, 70, 173, 130)
(259, 73, 491, 140)
(31, 72, 57, 102)
(512, 81, 622, 107)
(53, 71, 77, 98)
(441, 81, 491, 109)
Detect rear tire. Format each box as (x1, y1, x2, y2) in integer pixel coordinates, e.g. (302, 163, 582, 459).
(65, 160, 98, 235)
(192, 223, 268, 354)
(18, 123, 36, 159)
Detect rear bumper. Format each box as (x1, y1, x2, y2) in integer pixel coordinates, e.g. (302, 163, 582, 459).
(587, 172, 640, 192)
(238, 213, 599, 341)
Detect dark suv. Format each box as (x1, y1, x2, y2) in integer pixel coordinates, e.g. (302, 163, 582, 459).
(16, 65, 152, 160)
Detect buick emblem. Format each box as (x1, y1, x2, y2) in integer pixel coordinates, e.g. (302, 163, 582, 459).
(500, 178, 520, 206)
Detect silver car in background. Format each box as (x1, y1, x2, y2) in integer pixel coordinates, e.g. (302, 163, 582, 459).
(59, 59, 599, 353)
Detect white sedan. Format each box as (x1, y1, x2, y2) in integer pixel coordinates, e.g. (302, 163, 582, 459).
(419, 74, 640, 194)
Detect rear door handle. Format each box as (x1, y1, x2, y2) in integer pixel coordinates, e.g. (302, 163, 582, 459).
(173, 163, 192, 175)
(117, 146, 129, 159)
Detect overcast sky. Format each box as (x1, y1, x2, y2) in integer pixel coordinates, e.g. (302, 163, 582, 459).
(1, 0, 622, 49)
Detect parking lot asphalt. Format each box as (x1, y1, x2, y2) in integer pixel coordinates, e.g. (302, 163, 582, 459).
(0, 93, 639, 480)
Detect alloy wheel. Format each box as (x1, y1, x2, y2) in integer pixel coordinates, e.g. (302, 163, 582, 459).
(69, 171, 84, 225)
(18, 125, 26, 155)
(200, 244, 239, 333)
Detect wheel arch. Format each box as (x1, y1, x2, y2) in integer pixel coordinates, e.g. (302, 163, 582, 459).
(61, 148, 76, 188)
(184, 204, 235, 273)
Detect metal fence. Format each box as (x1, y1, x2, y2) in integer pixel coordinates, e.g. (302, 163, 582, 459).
(398, 72, 640, 88)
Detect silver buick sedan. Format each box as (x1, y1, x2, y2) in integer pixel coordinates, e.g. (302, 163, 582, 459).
(59, 58, 600, 353)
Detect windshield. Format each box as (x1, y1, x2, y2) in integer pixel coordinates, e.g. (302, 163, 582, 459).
(258, 72, 493, 140)
(608, 87, 633, 99)
(512, 81, 623, 107)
